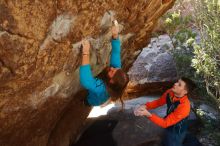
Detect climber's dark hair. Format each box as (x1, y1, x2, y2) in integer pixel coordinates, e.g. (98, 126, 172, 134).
(97, 67, 129, 108)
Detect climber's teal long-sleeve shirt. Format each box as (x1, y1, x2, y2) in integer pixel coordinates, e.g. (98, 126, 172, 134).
(80, 38, 121, 106)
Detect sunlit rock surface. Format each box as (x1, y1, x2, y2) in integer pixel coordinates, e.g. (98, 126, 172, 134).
(0, 0, 175, 146)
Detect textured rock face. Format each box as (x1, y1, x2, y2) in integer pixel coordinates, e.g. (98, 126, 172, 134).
(128, 34, 177, 84)
(0, 1, 175, 146)
(126, 34, 177, 97)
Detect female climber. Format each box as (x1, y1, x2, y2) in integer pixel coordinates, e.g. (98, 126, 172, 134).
(79, 21, 129, 106)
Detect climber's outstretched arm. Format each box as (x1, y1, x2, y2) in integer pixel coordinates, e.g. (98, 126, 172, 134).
(110, 21, 121, 68)
(81, 40, 90, 65)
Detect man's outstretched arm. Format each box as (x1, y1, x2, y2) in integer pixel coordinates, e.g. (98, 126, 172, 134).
(135, 99, 190, 128)
(145, 89, 170, 110)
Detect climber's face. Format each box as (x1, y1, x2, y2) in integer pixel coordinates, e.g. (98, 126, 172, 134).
(172, 79, 188, 97)
(107, 67, 118, 79)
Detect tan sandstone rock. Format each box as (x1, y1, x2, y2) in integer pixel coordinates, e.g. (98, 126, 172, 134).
(0, 0, 175, 146)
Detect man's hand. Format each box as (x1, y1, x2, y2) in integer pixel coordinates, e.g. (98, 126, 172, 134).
(82, 39, 90, 55)
(134, 105, 145, 115)
(134, 105, 152, 117)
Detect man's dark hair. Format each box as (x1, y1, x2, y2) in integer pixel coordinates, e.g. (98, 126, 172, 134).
(180, 77, 196, 94)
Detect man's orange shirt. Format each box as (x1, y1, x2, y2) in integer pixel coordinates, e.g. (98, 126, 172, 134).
(145, 89, 190, 128)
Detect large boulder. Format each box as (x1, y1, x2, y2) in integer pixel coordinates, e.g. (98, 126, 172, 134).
(0, 1, 175, 146)
(128, 34, 177, 84)
(127, 34, 177, 97)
